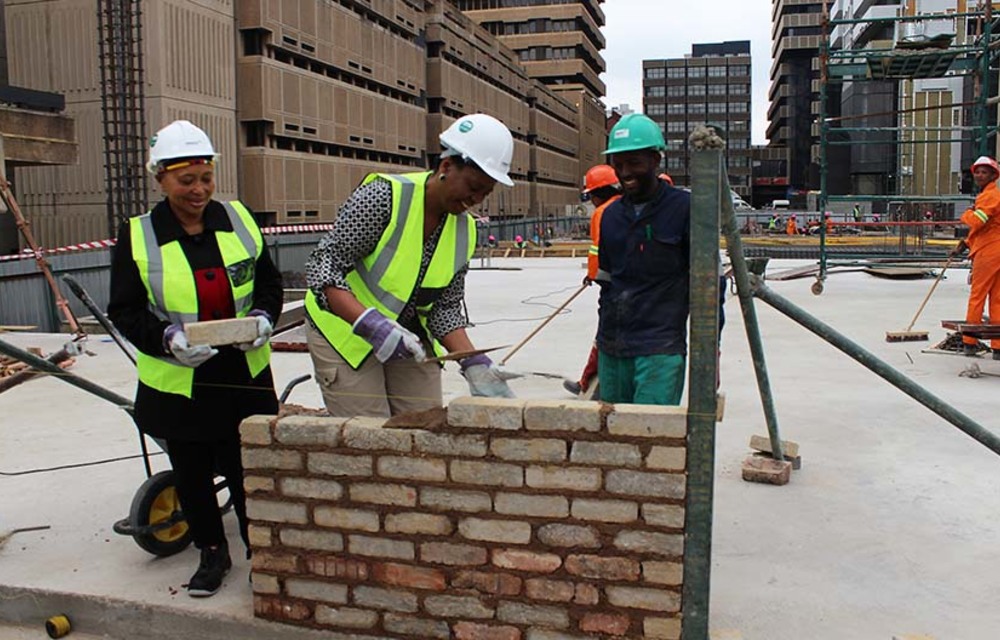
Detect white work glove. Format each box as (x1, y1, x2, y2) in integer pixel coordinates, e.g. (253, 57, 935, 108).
(235, 310, 273, 351)
(164, 324, 218, 368)
(352, 308, 426, 363)
(460, 354, 521, 398)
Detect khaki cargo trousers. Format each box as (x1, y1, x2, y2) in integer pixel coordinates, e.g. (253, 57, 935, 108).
(305, 323, 442, 418)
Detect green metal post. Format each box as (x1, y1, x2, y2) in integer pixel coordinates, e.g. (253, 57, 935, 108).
(750, 279, 1000, 456)
(819, 4, 831, 282)
(719, 175, 785, 464)
(682, 146, 722, 640)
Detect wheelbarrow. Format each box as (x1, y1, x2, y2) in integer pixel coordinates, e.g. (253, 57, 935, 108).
(0, 335, 310, 557)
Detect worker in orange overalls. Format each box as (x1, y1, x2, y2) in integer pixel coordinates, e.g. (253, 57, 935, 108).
(956, 155, 1000, 358)
(825, 212, 835, 234)
(563, 164, 622, 397)
(786, 214, 798, 235)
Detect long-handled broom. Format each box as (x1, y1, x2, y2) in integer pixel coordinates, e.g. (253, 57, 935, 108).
(886, 254, 955, 342)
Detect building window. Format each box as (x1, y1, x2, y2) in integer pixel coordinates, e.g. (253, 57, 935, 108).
(730, 120, 748, 130)
(645, 85, 665, 98)
(688, 66, 706, 78)
(645, 67, 665, 79)
(708, 84, 727, 96)
(730, 65, 750, 76)
(708, 102, 726, 114)
(729, 139, 748, 149)
(730, 102, 748, 112)
(730, 84, 749, 94)
(689, 103, 705, 114)
(646, 103, 666, 116)
(689, 85, 706, 96)
(667, 156, 685, 169)
(667, 85, 685, 97)
(708, 66, 727, 77)
(669, 138, 686, 150)
(667, 67, 685, 78)
(667, 121, 686, 133)
(667, 103, 685, 115)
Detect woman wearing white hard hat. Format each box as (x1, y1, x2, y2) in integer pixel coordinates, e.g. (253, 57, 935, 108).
(954, 155, 1000, 358)
(107, 120, 283, 597)
(304, 112, 519, 417)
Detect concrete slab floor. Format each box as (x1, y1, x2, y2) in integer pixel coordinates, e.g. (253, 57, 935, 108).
(1, 257, 998, 639)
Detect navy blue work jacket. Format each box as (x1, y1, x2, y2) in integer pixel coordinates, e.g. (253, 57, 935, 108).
(596, 182, 691, 357)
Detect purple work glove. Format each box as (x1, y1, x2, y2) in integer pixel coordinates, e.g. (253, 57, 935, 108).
(459, 353, 521, 398)
(352, 308, 426, 363)
(235, 309, 273, 351)
(163, 323, 218, 368)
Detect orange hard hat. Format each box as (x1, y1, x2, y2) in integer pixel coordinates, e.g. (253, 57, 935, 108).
(971, 155, 1000, 175)
(582, 164, 619, 194)
(658, 172, 674, 186)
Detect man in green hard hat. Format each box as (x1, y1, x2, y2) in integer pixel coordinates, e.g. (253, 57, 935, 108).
(596, 113, 692, 405)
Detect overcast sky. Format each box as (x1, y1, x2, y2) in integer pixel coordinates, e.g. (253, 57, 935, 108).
(600, 0, 774, 145)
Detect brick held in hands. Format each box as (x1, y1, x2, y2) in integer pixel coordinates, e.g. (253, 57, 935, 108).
(184, 317, 259, 346)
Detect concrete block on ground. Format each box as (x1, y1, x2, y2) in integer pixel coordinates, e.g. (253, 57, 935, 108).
(185, 317, 259, 346)
(741, 456, 792, 485)
(749, 434, 800, 458)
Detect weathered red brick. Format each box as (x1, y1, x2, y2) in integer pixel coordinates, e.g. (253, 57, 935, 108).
(251, 551, 300, 574)
(492, 549, 562, 573)
(373, 562, 446, 591)
(574, 583, 599, 605)
(253, 595, 312, 621)
(580, 612, 631, 636)
(452, 570, 522, 596)
(565, 554, 640, 581)
(305, 555, 369, 580)
(453, 621, 522, 640)
(524, 578, 575, 602)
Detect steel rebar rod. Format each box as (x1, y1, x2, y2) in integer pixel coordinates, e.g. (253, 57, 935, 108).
(750, 278, 1000, 456)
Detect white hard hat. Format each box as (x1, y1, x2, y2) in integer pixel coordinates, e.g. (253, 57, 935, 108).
(439, 114, 514, 186)
(146, 120, 218, 175)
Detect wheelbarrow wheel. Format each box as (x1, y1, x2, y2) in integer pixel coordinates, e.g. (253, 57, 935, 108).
(128, 470, 192, 557)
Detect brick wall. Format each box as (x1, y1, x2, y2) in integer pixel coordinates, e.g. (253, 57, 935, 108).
(241, 397, 688, 639)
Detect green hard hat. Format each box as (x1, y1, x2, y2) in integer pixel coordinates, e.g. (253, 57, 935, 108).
(604, 113, 666, 155)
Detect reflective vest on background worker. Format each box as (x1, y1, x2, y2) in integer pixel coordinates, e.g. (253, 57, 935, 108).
(131, 200, 269, 398)
(786, 218, 798, 235)
(305, 172, 476, 369)
(961, 179, 1000, 256)
(587, 194, 621, 281)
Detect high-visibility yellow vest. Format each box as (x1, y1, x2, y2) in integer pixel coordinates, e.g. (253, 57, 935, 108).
(306, 172, 476, 369)
(130, 200, 270, 398)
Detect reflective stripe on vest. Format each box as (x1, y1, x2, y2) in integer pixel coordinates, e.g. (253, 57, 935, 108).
(305, 172, 475, 369)
(131, 200, 270, 398)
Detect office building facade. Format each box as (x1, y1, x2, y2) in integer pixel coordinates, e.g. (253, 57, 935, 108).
(642, 41, 753, 197)
(5, 0, 592, 248)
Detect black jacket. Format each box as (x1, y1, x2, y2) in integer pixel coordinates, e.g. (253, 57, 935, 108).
(597, 182, 692, 357)
(107, 199, 283, 441)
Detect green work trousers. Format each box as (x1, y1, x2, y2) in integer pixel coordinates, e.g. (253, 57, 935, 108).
(597, 351, 685, 405)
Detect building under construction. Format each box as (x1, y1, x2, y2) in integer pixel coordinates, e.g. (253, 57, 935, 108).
(3, 0, 602, 249)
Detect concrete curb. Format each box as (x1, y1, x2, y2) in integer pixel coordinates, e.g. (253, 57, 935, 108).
(0, 585, 339, 640)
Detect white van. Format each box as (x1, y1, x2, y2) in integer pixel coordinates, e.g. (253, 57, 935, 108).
(766, 199, 791, 210)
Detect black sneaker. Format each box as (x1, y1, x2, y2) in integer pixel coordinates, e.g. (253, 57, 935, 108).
(562, 379, 581, 396)
(187, 544, 232, 598)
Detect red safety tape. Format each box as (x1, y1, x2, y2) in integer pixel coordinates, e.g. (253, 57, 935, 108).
(0, 225, 337, 262)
